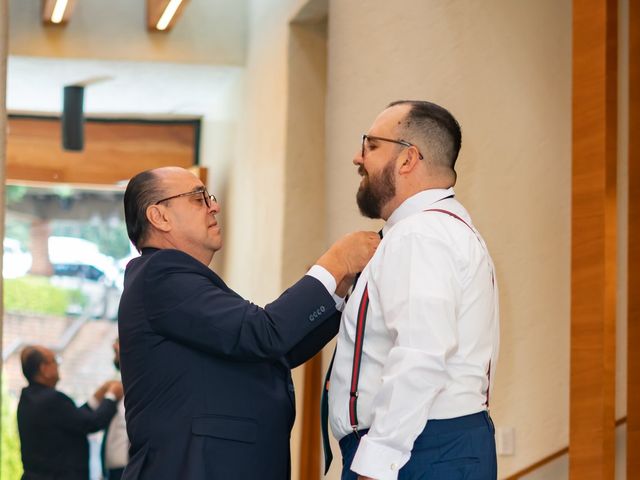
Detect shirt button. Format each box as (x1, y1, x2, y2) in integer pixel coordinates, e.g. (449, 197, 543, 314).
(390, 463, 398, 470)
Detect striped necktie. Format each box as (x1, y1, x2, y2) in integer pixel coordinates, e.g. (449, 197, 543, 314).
(320, 229, 382, 474)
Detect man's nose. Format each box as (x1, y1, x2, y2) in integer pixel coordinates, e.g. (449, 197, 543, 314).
(209, 200, 220, 214)
(353, 149, 364, 166)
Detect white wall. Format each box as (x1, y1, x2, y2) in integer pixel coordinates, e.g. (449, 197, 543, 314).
(326, 1, 572, 477)
(224, 0, 315, 303)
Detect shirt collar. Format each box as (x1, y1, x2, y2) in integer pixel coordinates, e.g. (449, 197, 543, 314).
(383, 188, 455, 236)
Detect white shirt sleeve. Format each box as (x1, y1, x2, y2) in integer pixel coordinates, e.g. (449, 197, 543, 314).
(306, 264, 346, 311)
(87, 395, 100, 410)
(350, 233, 461, 480)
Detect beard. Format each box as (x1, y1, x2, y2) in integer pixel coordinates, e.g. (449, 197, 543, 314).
(356, 159, 396, 219)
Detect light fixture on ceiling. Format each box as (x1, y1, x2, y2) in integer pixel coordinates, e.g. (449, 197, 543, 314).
(42, 0, 77, 25)
(147, 0, 190, 32)
(61, 76, 113, 152)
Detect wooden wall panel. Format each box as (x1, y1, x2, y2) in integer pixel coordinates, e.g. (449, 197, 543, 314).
(628, 0, 640, 476)
(570, 0, 618, 479)
(6, 116, 199, 185)
(298, 354, 322, 480)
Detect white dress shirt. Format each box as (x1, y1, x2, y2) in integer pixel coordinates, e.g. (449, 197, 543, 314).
(328, 188, 500, 480)
(307, 265, 346, 311)
(104, 398, 128, 470)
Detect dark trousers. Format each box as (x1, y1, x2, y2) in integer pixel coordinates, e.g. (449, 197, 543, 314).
(105, 468, 124, 480)
(339, 411, 497, 480)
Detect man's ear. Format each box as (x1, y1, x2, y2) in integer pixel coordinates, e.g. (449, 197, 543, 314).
(398, 147, 421, 175)
(146, 205, 172, 232)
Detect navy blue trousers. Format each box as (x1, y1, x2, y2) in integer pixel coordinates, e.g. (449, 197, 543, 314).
(339, 411, 497, 480)
(105, 468, 124, 480)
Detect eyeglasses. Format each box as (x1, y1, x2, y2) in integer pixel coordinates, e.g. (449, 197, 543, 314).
(155, 188, 217, 209)
(47, 355, 62, 366)
(361, 134, 424, 160)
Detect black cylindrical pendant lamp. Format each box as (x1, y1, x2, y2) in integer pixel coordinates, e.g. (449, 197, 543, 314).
(62, 85, 85, 151)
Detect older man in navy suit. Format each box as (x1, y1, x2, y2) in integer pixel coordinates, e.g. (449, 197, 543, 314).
(118, 166, 378, 479)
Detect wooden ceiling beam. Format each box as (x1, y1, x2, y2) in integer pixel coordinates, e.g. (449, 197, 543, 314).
(146, 0, 190, 32)
(42, 0, 77, 26)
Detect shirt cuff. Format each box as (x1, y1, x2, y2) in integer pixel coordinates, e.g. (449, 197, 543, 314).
(306, 265, 346, 311)
(104, 392, 117, 402)
(87, 396, 99, 410)
(350, 434, 410, 480)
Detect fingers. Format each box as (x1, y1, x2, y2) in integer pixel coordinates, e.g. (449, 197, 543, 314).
(343, 231, 380, 275)
(107, 381, 124, 400)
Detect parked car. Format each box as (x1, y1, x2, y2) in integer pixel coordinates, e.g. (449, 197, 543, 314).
(48, 236, 123, 320)
(3, 238, 32, 278)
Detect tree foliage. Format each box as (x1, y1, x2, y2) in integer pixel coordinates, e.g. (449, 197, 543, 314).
(1, 383, 23, 479)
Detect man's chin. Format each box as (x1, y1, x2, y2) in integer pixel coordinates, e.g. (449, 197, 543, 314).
(211, 239, 223, 253)
(356, 197, 381, 219)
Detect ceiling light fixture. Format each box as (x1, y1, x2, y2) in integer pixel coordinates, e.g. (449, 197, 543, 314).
(42, 0, 77, 25)
(50, 0, 68, 23)
(156, 0, 183, 30)
(147, 0, 190, 32)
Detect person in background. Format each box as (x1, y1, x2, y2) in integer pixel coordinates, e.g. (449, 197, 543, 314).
(101, 338, 128, 480)
(18, 345, 123, 480)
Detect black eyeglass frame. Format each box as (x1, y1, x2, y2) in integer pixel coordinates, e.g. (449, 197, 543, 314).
(155, 188, 217, 209)
(361, 134, 424, 160)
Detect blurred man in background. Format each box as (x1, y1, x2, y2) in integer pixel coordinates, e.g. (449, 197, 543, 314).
(18, 345, 123, 480)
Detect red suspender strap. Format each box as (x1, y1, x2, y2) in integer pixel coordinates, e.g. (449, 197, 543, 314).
(424, 208, 476, 239)
(348, 284, 370, 435)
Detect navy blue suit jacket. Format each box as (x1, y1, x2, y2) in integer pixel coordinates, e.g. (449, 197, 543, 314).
(17, 383, 117, 480)
(118, 248, 340, 480)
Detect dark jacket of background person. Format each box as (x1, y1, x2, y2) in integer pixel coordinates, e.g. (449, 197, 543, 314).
(17, 382, 117, 480)
(118, 247, 340, 480)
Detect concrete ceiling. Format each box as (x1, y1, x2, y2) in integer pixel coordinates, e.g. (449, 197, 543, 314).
(7, 0, 247, 117)
(7, 56, 242, 117)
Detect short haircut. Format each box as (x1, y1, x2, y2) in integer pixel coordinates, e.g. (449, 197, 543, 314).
(21, 346, 45, 384)
(388, 100, 462, 171)
(124, 169, 163, 251)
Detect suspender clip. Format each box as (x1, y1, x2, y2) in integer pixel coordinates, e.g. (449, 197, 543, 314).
(350, 391, 359, 398)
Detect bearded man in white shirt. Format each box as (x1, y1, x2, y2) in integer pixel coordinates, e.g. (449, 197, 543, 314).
(324, 100, 500, 480)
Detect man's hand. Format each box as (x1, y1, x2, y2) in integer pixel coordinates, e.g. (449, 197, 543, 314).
(358, 476, 375, 480)
(93, 380, 112, 401)
(107, 381, 124, 401)
(317, 231, 380, 290)
(336, 274, 356, 297)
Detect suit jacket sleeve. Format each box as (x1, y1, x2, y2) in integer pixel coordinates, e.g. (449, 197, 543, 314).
(285, 310, 340, 369)
(50, 391, 117, 435)
(144, 250, 338, 361)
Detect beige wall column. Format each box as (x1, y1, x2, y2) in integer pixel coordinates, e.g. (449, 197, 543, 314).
(570, 0, 618, 479)
(283, 14, 328, 480)
(627, 0, 640, 476)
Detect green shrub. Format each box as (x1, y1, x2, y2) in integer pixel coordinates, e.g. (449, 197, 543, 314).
(3, 276, 84, 316)
(1, 383, 23, 480)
